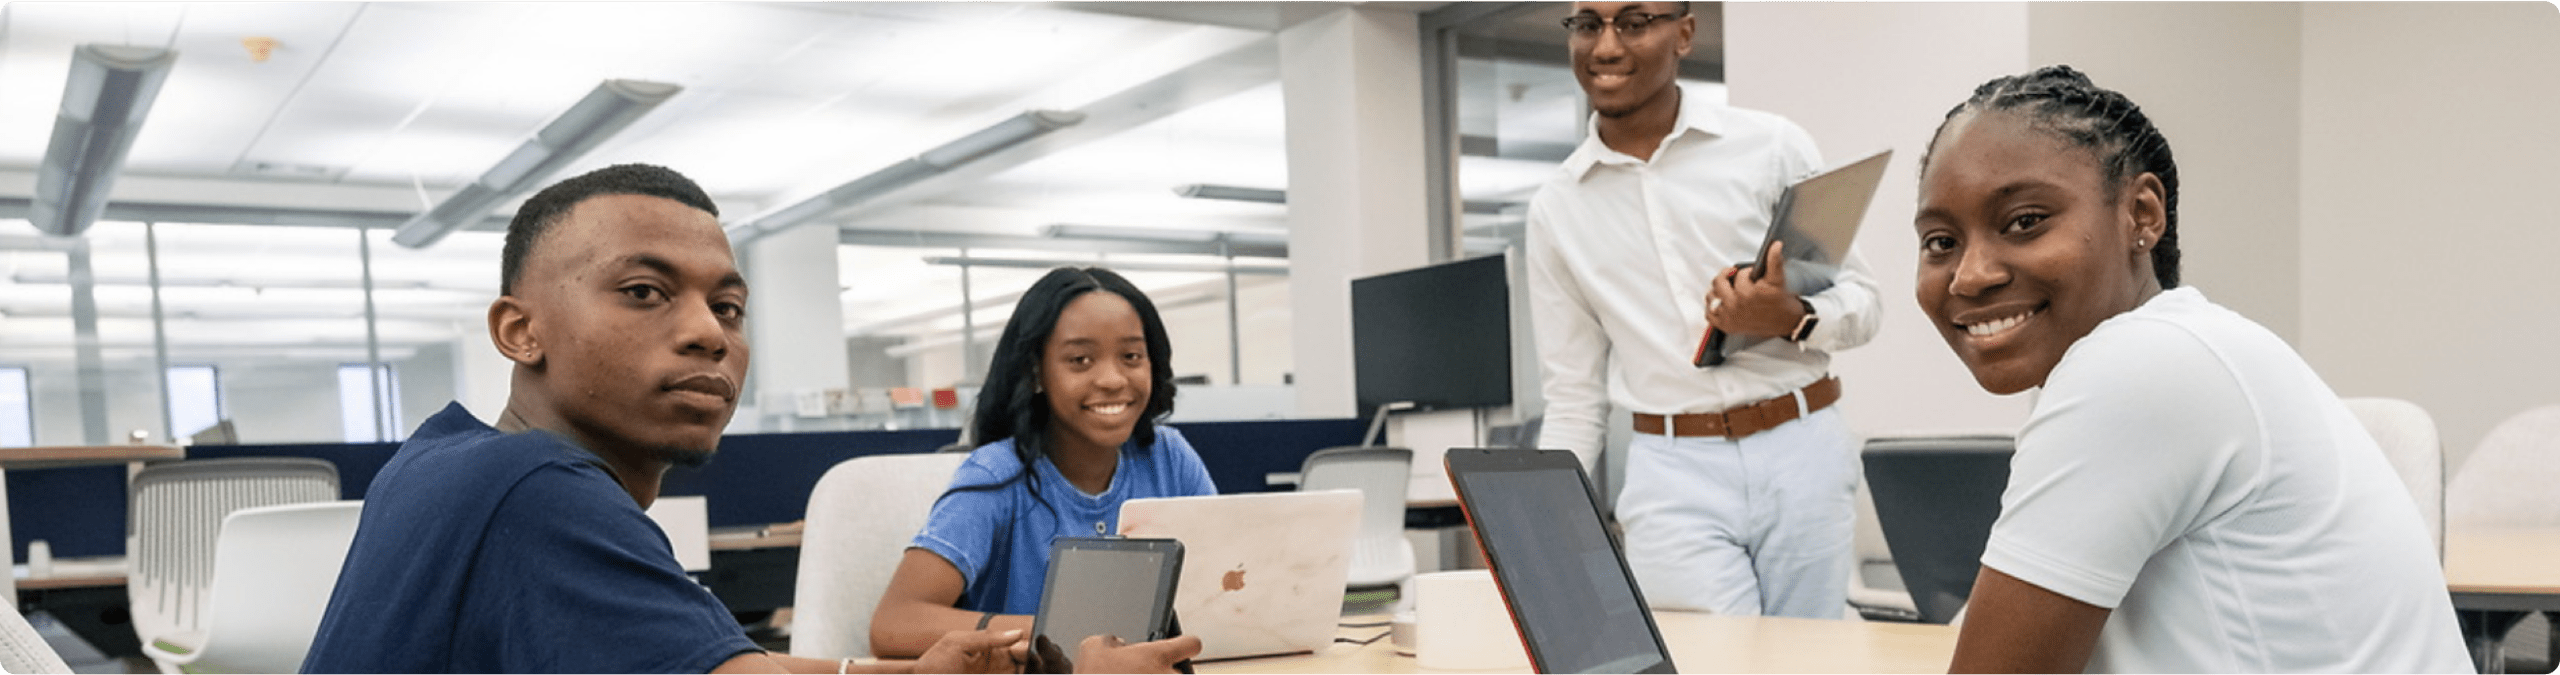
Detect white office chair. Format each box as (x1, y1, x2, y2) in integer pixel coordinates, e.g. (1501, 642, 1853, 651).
(2450, 404, 2560, 673)
(1297, 446, 1416, 592)
(788, 452, 969, 660)
(140, 500, 362, 674)
(2450, 404, 2560, 530)
(646, 495, 713, 574)
(126, 457, 340, 674)
(0, 608, 73, 675)
(2342, 397, 2446, 557)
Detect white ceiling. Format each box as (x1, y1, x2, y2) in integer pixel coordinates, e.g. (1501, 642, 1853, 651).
(0, 1, 1620, 365)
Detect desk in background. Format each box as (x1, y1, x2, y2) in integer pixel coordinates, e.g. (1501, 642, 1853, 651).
(2447, 528, 2560, 673)
(1198, 611, 1957, 674)
(0, 445, 184, 470)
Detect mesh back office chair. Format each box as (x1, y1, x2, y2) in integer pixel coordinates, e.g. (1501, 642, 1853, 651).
(126, 457, 339, 674)
(141, 500, 363, 674)
(789, 452, 970, 660)
(2341, 397, 2447, 557)
(1297, 446, 1415, 591)
(1859, 434, 2014, 625)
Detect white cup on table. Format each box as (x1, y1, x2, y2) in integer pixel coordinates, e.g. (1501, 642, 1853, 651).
(1413, 568, 1529, 670)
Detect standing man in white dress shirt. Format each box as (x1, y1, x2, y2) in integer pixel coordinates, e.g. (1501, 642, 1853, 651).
(1525, 1, 1880, 619)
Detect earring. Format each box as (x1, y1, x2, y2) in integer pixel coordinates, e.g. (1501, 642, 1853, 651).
(2136, 238, 2148, 250)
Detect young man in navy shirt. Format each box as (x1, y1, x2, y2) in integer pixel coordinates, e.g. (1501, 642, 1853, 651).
(302, 164, 1199, 674)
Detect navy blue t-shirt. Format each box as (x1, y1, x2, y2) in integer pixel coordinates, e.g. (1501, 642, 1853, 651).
(302, 402, 759, 673)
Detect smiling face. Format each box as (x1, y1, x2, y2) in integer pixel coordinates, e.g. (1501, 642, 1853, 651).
(515, 193, 748, 463)
(1568, 1, 1692, 119)
(1914, 111, 2164, 394)
(1039, 290, 1153, 457)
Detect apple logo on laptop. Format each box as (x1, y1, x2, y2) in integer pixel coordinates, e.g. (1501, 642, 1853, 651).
(1222, 564, 1247, 592)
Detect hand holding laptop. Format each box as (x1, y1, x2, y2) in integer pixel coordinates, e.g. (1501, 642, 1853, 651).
(1704, 240, 1806, 338)
(1695, 149, 1893, 367)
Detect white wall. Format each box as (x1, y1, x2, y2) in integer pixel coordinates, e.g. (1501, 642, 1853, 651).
(1726, 2, 2036, 438)
(222, 363, 346, 443)
(2029, 3, 2306, 343)
(1155, 275, 1293, 386)
(2299, 2, 2560, 468)
(397, 342, 457, 437)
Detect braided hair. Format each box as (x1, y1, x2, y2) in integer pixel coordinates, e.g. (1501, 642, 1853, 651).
(1922, 65, 2183, 288)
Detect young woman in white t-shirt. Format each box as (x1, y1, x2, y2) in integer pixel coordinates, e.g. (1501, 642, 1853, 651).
(1912, 65, 2471, 673)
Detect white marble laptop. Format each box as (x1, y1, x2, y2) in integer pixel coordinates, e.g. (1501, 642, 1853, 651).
(1116, 490, 1361, 661)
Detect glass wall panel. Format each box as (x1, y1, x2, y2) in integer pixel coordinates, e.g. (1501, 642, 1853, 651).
(164, 364, 220, 442)
(0, 366, 30, 447)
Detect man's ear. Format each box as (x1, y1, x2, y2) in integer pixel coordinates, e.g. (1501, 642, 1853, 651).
(489, 295, 540, 366)
(1675, 14, 1696, 58)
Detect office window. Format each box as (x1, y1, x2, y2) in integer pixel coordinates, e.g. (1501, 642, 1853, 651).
(166, 365, 222, 440)
(0, 366, 31, 447)
(338, 364, 402, 443)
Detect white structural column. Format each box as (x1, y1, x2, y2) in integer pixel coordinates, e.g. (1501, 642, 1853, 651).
(742, 222, 850, 427)
(1279, 5, 1433, 418)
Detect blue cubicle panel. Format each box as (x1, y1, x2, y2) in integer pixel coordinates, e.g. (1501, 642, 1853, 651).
(7, 418, 1361, 560)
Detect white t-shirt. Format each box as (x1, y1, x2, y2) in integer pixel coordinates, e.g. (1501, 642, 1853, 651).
(1981, 287, 2471, 673)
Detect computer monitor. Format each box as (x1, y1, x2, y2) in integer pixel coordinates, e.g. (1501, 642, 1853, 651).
(1351, 254, 1512, 419)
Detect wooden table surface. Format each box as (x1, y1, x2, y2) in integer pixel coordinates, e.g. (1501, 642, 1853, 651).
(0, 444, 183, 469)
(2446, 528, 2560, 596)
(1198, 611, 1957, 674)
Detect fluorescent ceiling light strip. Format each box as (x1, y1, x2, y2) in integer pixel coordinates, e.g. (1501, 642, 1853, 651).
(31, 45, 178, 237)
(391, 79, 682, 249)
(918, 255, 1287, 276)
(726, 110, 1085, 244)
(1041, 223, 1287, 251)
(1174, 183, 1520, 215)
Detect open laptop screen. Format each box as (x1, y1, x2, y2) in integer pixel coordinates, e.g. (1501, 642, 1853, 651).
(1448, 448, 1674, 674)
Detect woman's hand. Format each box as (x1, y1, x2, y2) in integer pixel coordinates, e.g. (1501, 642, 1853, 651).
(913, 629, 1026, 674)
(1071, 634, 1202, 674)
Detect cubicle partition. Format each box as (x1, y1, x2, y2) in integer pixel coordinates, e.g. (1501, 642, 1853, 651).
(8, 417, 1360, 559)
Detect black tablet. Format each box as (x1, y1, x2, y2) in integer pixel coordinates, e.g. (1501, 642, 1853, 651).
(1029, 537, 1185, 669)
(1446, 448, 1675, 674)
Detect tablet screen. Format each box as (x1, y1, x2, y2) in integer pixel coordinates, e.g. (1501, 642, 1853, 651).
(1453, 454, 1672, 674)
(1032, 537, 1183, 662)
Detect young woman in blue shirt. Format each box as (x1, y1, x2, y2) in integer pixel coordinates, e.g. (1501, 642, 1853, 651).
(870, 266, 1218, 658)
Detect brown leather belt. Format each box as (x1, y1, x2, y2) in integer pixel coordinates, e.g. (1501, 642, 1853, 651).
(1633, 377, 1841, 440)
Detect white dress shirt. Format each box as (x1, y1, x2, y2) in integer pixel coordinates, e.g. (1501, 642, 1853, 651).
(1526, 87, 1882, 467)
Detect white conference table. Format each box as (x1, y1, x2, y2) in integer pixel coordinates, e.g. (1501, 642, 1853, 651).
(1197, 611, 1957, 674)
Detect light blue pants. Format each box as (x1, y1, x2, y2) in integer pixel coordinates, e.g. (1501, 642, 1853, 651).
(1616, 407, 1856, 618)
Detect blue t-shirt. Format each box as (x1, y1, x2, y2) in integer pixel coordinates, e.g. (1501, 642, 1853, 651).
(302, 402, 759, 674)
(911, 426, 1218, 614)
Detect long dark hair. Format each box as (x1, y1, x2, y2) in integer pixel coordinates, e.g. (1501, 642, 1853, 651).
(936, 266, 1179, 514)
(1923, 65, 2183, 288)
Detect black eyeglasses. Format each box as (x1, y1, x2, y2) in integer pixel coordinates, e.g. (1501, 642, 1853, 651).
(1560, 11, 1688, 40)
